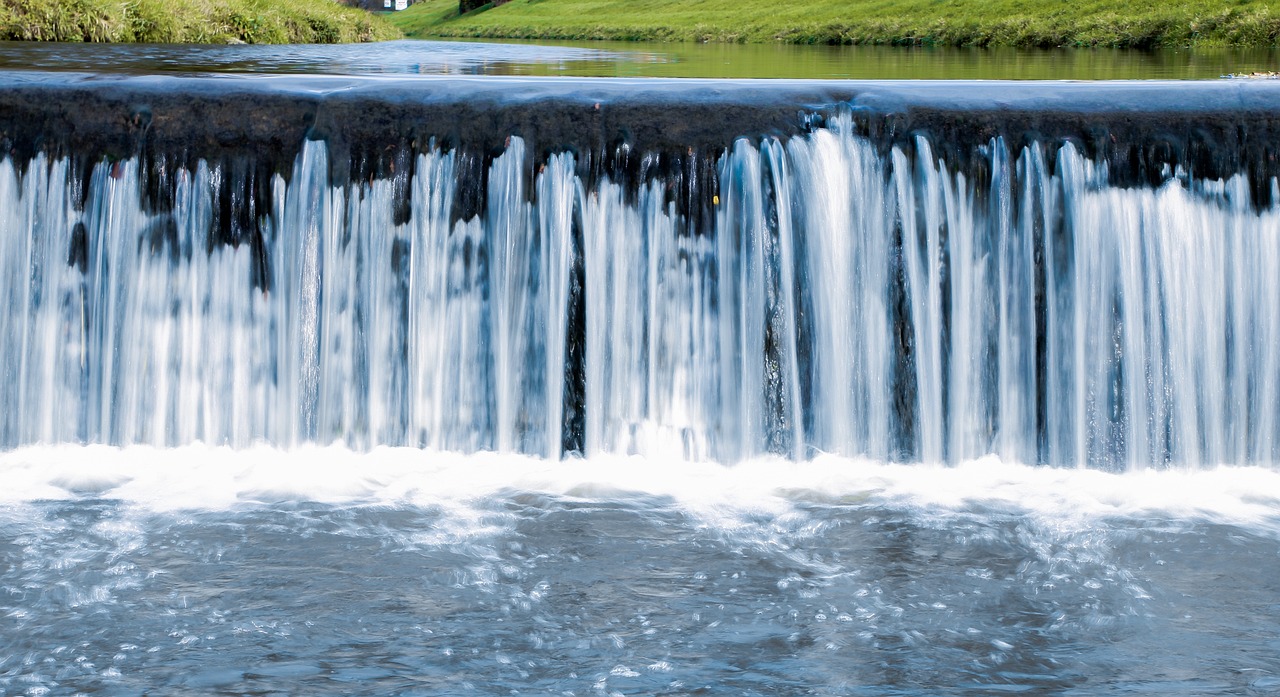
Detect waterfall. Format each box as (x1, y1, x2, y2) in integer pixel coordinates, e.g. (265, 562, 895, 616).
(1, 118, 1277, 469)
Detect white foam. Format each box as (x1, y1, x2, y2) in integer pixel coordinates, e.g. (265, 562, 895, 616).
(1, 444, 1279, 535)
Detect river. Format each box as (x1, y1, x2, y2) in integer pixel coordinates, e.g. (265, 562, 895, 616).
(0, 39, 1278, 696)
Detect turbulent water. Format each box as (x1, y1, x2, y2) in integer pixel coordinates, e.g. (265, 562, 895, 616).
(3, 447, 1280, 695)
(3, 63, 1280, 694)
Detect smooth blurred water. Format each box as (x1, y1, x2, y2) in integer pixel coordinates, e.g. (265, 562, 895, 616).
(0, 38, 1277, 79)
(4, 125, 1279, 468)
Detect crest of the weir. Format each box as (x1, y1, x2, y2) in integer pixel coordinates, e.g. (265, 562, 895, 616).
(1, 76, 1279, 470)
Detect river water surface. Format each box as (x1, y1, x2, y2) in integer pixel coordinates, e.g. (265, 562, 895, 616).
(0, 38, 1278, 79)
(4, 447, 1280, 695)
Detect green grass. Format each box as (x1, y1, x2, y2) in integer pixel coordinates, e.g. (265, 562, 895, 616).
(0, 0, 402, 42)
(391, 0, 1280, 48)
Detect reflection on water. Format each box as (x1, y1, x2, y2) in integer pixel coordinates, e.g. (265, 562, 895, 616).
(0, 39, 630, 76)
(0, 38, 1276, 79)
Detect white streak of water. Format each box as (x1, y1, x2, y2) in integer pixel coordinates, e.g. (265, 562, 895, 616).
(1, 127, 1277, 469)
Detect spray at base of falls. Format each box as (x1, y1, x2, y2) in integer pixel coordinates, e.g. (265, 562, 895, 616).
(1, 113, 1277, 469)
(3, 443, 1280, 533)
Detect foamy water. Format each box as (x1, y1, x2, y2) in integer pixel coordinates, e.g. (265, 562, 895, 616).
(3, 444, 1279, 534)
(3, 447, 1279, 695)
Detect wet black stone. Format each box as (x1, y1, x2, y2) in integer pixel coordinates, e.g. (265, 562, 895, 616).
(1, 74, 1277, 219)
(141, 215, 180, 264)
(67, 221, 88, 273)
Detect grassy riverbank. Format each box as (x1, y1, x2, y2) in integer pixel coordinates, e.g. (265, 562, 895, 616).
(0, 0, 400, 43)
(392, 0, 1280, 48)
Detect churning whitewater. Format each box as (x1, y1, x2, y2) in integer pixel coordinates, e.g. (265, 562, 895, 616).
(1, 113, 1277, 469)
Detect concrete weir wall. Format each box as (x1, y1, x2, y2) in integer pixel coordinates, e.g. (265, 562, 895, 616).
(1, 73, 1280, 465)
(1, 73, 1279, 198)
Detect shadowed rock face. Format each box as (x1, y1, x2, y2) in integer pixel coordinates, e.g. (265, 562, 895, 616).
(1, 73, 1278, 206)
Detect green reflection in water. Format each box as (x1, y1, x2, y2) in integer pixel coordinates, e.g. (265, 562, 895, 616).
(449, 39, 1280, 80)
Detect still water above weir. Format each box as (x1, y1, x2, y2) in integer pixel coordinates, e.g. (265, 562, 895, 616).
(0, 43, 1279, 696)
(1, 38, 1278, 79)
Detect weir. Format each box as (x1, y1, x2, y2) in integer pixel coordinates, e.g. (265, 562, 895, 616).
(1, 74, 1279, 469)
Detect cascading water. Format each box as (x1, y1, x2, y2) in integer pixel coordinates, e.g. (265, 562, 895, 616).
(2, 113, 1277, 469)
(4, 66, 1280, 696)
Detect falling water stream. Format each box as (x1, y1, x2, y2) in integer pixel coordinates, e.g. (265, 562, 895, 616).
(3, 122, 1278, 468)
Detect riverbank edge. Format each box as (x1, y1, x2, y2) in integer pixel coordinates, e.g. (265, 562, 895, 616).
(391, 0, 1280, 49)
(0, 0, 401, 43)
